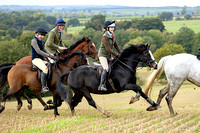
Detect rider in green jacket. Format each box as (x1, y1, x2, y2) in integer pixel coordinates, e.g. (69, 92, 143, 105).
(98, 20, 121, 91)
(45, 18, 67, 55)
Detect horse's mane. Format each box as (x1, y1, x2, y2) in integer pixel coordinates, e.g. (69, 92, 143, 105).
(59, 51, 83, 64)
(68, 37, 90, 50)
(120, 44, 146, 58)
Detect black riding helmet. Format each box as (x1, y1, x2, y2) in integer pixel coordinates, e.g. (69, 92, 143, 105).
(104, 20, 115, 29)
(35, 27, 47, 36)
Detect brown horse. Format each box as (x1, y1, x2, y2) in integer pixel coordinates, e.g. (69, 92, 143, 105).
(0, 37, 98, 116)
(0, 37, 98, 100)
(0, 51, 87, 116)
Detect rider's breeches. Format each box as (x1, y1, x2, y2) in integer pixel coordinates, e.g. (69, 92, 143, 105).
(32, 58, 48, 74)
(99, 56, 109, 72)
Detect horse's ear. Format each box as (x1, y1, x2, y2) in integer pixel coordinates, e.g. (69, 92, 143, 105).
(146, 43, 151, 48)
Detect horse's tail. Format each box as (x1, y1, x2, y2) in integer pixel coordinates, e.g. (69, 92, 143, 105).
(0, 63, 15, 91)
(144, 56, 170, 97)
(57, 72, 73, 105)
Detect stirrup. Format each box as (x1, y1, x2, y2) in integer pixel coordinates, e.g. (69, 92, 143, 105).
(98, 85, 107, 91)
(41, 87, 49, 93)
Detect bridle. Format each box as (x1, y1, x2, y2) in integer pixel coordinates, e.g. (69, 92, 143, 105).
(111, 49, 155, 73)
(85, 40, 98, 59)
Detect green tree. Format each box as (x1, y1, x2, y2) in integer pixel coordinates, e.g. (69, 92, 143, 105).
(153, 43, 185, 62)
(168, 27, 195, 53)
(184, 14, 192, 20)
(181, 7, 187, 15)
(67, 18, 80, 27)
(85, 14, 105, 31)
(158, 12, 173, 21)
(191, 32, 200, 55)
(45, 16, 56, 25)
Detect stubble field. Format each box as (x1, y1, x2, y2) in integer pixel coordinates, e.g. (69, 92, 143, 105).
(0, 68, 200, 133)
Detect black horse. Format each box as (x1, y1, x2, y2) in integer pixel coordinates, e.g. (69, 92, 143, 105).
(57, 44, 160, 117)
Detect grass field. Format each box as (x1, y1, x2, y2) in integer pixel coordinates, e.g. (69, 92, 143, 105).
(67, 19, 200, 35)
(0, 68, 200, 132)
(163, 20, 200, 33)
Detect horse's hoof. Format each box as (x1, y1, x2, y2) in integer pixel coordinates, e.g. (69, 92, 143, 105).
(0, 105, 5, 113)
(48, 105, 54, 109)
(105, 112, 113, 118)
(17, 105, 22, 111)
(55, 113, 60, 117)
(47, 99, 53, 104)
(27, 104, 32, 110)
(129, 96, 139, 104)
(146, 104, 161, 111)
(44, 106, 49, 111)
(171, 112, 178, 117)
(71, 110, 76, 116)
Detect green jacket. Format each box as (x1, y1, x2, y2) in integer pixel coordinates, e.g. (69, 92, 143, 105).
(98, 31, 121, 59)
(45, 27, 65, 54)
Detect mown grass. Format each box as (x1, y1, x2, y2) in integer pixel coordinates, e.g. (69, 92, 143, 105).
(1, 68, 200, 132)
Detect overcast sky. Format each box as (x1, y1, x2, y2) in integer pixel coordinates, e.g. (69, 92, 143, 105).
(0, 0, 200, 7)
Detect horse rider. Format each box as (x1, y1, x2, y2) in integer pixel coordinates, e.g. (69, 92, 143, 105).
(45, 18, 67, 56)
(98, 20, 122, 91)
(31, 27, 57, 93)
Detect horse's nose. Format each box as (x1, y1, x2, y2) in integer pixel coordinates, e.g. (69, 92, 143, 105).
(154, 64, 158, 69)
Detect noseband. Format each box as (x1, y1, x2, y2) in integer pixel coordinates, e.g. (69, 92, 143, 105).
(141, 49, 155, 66)
(86, 40, 98, 59)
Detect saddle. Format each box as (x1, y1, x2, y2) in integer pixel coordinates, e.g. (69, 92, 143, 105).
(30, 62, 52, 81)
(92, 62, 117, 91)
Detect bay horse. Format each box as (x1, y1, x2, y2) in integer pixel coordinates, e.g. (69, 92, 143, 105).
(0, 37, 98, 112)
(144, 53, 200, 116)
(57, 44, 160, 117)
(0, 51, 87, 116)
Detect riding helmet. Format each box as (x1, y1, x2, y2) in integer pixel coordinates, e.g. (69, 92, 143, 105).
(104, 20, 115, 29)
(55, 18, 66, 26)
(35, 27, 47, 36)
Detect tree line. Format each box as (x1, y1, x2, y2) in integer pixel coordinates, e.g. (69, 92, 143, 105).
(1, 10, 200, 97)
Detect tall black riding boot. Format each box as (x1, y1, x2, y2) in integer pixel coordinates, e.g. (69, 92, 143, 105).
(98, 69, 108, 91)
(41, 73, 49, 93)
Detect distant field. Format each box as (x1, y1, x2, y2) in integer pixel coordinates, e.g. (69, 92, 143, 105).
(1, 68, 200, 132)
(67, 19, 200, 35)
(67, 26, 85, 34)
(163, 20, 200, 33)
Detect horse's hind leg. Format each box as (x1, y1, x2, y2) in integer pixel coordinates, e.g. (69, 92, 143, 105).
(20, 86, 32, 110)
(70, 92, 84, 117)
(82, 89, 112, 117)
(157, 83, 170, 105)
(165, 82, 181, 117)
(14, 93, 23, 111)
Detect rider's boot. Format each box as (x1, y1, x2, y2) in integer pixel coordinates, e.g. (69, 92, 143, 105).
(98, 69, 108, 91)
(41, 72, 49, 93)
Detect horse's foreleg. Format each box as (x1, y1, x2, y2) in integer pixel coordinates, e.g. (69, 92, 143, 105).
(125, 84, 141, 104)
(83, 90, 112, 117)
(124, 84, 161, 110)
(34, 91, 49, 110)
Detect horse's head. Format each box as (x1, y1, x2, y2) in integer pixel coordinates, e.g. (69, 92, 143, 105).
(137, 44, 157, 69)
(81, 36, 98, 61)
(57, 51, 88, 69)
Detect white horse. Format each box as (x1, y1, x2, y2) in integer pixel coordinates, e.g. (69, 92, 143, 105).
(144, 53, 200, 116)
